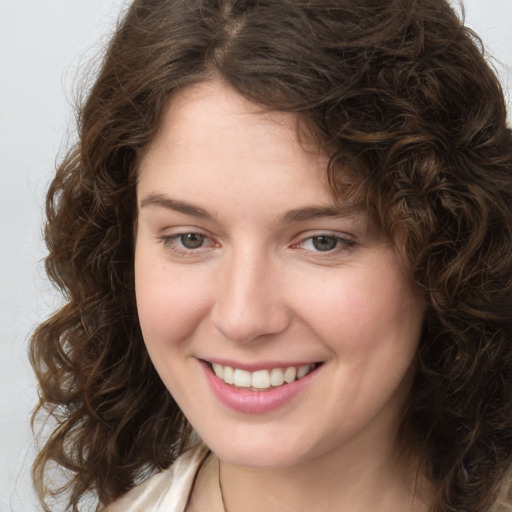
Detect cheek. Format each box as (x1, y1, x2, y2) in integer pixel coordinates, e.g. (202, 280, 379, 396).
(134, 251, 212, 349)
(296, 265, 424, 356)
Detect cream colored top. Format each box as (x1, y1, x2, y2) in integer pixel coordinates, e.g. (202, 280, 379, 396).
(104, 444, 210, 512)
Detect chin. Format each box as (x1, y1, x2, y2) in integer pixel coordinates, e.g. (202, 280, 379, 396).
(197, 426, 319, 470)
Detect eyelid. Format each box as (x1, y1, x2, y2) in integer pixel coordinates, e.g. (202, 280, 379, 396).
(290, 231, 356, 255)
(158, 227, 220, 256)
(292, 229, 356, 242)
(156, 227, 356, 259)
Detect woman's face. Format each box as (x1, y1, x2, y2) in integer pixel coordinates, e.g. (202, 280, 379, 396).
(135, 81, 425, 470)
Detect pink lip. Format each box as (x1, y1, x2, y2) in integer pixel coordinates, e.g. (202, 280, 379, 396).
(200, 360, 321, 414)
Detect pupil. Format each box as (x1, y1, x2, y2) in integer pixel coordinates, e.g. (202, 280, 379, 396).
(181, 233, 205, 249)
(312, 236, 337, 251)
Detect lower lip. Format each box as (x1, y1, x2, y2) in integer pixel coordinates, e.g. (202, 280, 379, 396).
(201, 362, 320, 414)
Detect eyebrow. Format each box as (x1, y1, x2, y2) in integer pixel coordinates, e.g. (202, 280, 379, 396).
(280, 205, 354, 223)
(139, 193, 211, 218)
(139, 193, 356, 223)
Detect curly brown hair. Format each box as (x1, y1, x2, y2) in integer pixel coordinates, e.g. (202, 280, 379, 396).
(31, 0, 512, 510)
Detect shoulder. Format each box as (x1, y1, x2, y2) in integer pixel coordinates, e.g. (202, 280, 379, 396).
(104, 444, 210, 512)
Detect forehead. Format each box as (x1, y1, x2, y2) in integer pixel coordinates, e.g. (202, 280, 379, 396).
(138, 81, 332, 199)
(150, 82, 323, 159)
(137, 80, 377, 238)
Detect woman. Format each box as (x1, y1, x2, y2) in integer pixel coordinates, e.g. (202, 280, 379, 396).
(31, 0, 512, 511)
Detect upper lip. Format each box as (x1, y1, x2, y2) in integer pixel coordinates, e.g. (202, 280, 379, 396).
(201, 358, 322, 372)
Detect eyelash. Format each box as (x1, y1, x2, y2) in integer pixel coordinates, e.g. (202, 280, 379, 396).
(294, 234, 356, 255)
(160, 232, 217, 255)
(159, 232, 356, 257)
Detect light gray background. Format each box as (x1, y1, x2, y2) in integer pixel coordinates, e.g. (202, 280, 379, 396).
(1, 1, 511, 510)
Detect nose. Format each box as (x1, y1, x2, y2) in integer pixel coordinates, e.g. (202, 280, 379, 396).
(211, 249, 291, 344)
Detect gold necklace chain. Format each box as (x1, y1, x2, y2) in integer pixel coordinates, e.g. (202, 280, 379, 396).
(218, 459, 228, 512)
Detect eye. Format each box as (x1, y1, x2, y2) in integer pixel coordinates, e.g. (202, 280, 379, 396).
(307, 235, 339, 252)
(295, 233, 356, 254)
(159, 231, 217, 255)
(178, 233, 206, 249)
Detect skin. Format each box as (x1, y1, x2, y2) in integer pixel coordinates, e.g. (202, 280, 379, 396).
(134, 81, 428, 511)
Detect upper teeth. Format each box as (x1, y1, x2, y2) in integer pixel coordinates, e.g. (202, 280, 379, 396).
(211, 363, 314, 390)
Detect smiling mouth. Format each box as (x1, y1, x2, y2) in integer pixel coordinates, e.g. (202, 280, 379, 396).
(206, 362, 321, 391)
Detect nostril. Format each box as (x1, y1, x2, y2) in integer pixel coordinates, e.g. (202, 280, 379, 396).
(211, 303, 291, 344)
